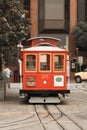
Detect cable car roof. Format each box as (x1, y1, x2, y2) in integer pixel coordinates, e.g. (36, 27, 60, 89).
(27, 36, 61, 42)
(21, 45, 67, 52)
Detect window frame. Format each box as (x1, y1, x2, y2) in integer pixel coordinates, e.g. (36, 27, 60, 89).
(25, 53, 37, 72)
(85, 0, 87, 20)
(24, 0, 30, 11)
(53, 53, 65, 72)
(38, 0, 70, 34)
(39, 53, 52, 72)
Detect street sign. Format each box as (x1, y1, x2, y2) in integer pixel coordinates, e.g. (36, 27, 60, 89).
(78, 56, 83, 66)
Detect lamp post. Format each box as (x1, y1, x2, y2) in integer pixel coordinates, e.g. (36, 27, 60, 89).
(17, 41, 23, 82)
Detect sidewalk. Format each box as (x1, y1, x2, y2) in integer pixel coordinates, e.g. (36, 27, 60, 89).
(10, 83, 22, 89)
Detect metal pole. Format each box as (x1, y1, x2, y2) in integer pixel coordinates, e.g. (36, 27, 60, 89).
(17, 41, 23, 82)
(76, 48, 79, 72)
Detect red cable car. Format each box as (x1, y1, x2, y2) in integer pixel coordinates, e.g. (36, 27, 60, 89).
(19, 37, 70, 103)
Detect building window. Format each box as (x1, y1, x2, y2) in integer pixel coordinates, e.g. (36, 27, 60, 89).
(19, 0, 30, 11)
(77, 0, 86, 22)
(45, 0, 64, 29)
(24, 0, 30, 10)
(77, 0, 87, 21)
(38, 0, 69, 33)
(77, 0, 85, 21)
(85, 0, 87, 21)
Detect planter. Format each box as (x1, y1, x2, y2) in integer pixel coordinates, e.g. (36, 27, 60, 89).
(0, 80, 6, 101)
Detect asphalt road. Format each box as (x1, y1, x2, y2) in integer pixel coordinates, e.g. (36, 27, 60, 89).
(0, 82, 87, 130)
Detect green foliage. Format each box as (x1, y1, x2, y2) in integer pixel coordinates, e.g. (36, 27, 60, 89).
(0, 73, 7, 81)
(3, 46, 18, 66)
(0, 0, 31, 66)
(72, 21, 87, 48)
(0, 0, 31, 46)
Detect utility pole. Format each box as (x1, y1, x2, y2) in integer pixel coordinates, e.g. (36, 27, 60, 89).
(17, 41, 23, 82)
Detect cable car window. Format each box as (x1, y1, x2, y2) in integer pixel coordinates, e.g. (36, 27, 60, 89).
(26, 54, 36, 71)
(54, 55, 64, 71)
(40, 54, 51, 71)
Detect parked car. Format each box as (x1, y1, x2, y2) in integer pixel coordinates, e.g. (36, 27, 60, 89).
(74, 68, 87, 83)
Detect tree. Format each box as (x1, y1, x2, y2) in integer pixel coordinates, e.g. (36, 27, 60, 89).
(0, 0, 31, 68)
(72, 21, 87, 50)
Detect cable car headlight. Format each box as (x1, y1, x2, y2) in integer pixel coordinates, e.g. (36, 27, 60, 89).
(43, 80, 47, 84)
(26, 76, 36, 87)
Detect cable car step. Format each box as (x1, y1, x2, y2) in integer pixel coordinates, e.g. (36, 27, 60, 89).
(28, 97, 60, 103)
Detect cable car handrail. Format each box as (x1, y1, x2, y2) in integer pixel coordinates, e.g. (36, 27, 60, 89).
(27, 36, 61, 42)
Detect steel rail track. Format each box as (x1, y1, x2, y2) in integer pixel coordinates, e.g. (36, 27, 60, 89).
(0, 114, 37, 130)
(56, 105, 84, 130)
(34, 105, 47, 130)
(45, 105, 65, 130)
(75, 84, 87, 92)
(33, 104, 65, 130)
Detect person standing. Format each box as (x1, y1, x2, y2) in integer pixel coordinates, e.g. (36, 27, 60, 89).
(3, 64, 13, 88)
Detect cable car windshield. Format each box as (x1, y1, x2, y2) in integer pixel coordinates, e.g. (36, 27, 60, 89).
(54, 54, 64, 72)
(26, 54, 36, 71)
(40, 54, 50, 71)
(25, 53, 65, 72)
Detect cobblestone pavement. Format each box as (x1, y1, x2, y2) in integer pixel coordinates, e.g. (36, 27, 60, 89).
(0, 83, 87, 130)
